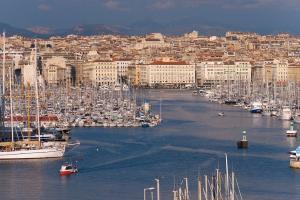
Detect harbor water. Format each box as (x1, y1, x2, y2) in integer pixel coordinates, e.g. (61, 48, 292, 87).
(0, 89, 300, 200)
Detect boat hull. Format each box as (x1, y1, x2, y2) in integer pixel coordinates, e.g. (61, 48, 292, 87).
(250, 109, 263, 113)
(60, 170, 78, 176)
(0, 148, 65, 160)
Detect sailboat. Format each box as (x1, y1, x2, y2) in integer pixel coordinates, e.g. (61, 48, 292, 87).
(0, 38, 65, 160)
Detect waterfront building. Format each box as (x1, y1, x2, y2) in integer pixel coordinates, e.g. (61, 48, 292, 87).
(83, 60, 118, 86)
(127, 64, 141, 86)
(251, 62, 264, 83)
(114, 59, 133, 78)
(274, 60, 288, 84)
(288, 63, 300, 83)
(140, 59, 195, 87)
(199, 61, 252, 87)
(4, 30, 300, 89)
(260, 59, 288, 84)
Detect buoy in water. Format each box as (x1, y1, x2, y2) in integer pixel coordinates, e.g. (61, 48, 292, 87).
(237, 131, 248, 149)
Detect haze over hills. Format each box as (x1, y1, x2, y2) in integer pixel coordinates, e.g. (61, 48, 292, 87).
(0, 22, 46, 37)
(0, 20, 289, 38)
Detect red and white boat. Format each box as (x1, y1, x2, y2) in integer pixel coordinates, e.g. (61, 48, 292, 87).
(59, 163, 78, 176)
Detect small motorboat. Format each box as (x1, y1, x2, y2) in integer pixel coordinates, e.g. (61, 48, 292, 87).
(218, 112, 225, 117)
(60, 163, 78, 176)
(286, 122, 297, 137)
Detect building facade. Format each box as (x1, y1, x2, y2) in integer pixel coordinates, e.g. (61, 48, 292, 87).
(199, 61, 252, 87)
(83, 60, 118, 86)
(140, 61, 195, 87)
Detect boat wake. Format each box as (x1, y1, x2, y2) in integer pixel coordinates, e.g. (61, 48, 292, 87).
(162, 145, 287, 161)
(79, 147, 162, 173)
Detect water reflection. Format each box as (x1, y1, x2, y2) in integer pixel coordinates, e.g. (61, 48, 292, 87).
(282, 120, 291, 129)
(286, 137, 297, 148)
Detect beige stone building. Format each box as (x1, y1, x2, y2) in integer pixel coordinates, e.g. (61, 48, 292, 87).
(114, 59, 133, 78)
(199, 61, 252, 87)
(83, 60, 118, 86)
(288, 63, 300, 83)
(140, 60, 195, 86)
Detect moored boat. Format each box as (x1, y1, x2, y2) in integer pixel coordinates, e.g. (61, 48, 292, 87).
(0, 145, 65, 160)
(250, 102, 263, 113)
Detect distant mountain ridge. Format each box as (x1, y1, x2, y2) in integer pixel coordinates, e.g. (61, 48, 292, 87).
(0, 21, 229, 38)
(0, 22, 47, 37)
(54, 24, 131, 36)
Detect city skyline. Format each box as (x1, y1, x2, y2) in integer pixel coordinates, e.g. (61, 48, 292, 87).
(1, 0, 300, 35)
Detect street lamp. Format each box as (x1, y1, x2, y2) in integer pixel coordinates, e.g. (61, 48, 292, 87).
(144, 187, 155, 200)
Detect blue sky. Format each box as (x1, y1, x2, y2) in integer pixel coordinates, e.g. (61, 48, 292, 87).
(1, 0, 300, 34)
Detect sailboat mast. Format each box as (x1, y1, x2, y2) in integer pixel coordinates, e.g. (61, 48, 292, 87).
(34, 40, 41, 145)
(1, 32, 5, 128)
(2, 32, 5, 95)
(225, 153, 229, 200)
(160, 97, 162, 121)
(8, 42, 14, 145)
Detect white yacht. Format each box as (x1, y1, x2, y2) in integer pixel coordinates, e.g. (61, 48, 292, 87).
(0, 145, 65, 160)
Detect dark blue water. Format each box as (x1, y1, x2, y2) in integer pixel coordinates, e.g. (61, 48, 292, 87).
(1, 89, 300, 200)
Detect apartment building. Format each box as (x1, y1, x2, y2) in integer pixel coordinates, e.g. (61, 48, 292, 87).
(83, 60, 117, 86)
(199, 61, 252, 87)
(140, 60, 195, 87)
